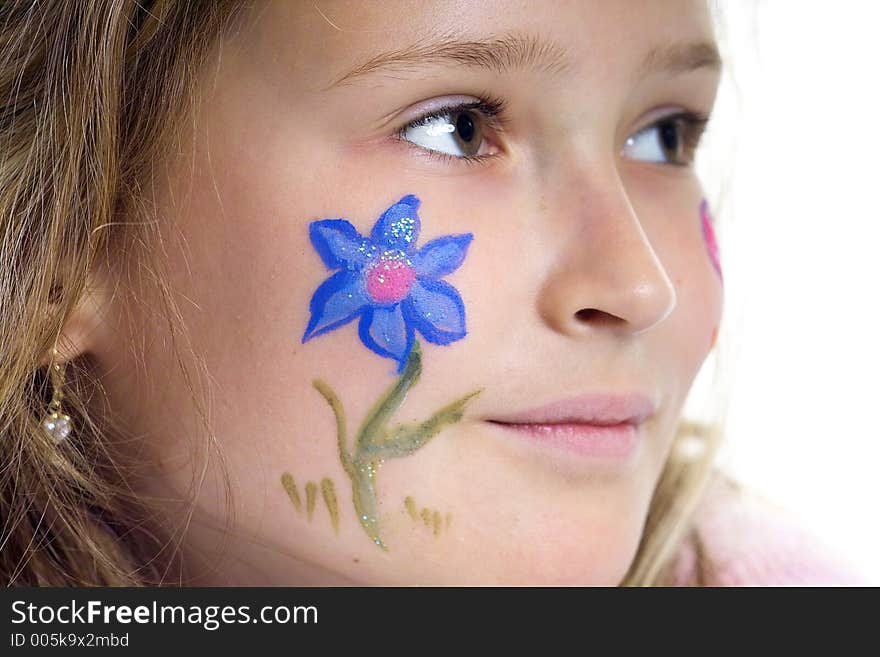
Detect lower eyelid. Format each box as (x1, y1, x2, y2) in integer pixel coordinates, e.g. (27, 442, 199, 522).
(414, 144, 498, 166)
(394, 129, 502, 165)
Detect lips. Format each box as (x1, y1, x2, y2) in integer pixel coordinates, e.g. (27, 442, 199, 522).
(487, 392, 656, 427)
(485, 392, 656, 460)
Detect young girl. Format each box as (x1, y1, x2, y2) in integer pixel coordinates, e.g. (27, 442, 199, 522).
(0, 0, 864, 586)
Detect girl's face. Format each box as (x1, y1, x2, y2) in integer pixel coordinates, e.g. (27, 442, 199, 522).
(91, 0, 722, 584)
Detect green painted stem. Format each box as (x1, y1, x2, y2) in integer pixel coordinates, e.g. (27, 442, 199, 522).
(312, 339, 483, 549)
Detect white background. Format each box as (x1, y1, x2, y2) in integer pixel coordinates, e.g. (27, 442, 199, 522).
(688, 1, 880, 584)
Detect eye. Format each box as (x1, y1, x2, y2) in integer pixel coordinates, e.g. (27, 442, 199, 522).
(396, 95, 507, 164)
(622, 111, 709, 167)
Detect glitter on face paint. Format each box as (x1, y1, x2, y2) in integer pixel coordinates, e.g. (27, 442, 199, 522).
(358, 243, 379, 257)
(389, 216, 416, 244)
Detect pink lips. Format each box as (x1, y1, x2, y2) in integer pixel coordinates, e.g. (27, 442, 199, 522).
(487, 393, 656, 460)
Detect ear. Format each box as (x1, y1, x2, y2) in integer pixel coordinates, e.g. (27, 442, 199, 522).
(38, 262, 116, 369)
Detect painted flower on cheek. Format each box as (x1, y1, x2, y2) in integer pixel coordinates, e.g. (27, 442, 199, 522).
(700, 198, 723, 282)
(302, 194, 473, 373)
(296, 194, 483, 549)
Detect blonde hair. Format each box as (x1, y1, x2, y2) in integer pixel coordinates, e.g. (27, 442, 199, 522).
(0, 0, 726, 586)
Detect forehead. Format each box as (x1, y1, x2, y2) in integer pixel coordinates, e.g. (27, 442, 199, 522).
(242, 0, 716, 89)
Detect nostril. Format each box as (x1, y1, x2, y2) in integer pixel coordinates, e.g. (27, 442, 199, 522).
(574, 308, 621, 326)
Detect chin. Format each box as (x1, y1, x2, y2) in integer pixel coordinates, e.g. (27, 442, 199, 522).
(443, 519, 642, 586)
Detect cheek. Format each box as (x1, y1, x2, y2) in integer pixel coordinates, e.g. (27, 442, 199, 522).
(651, 197, 724, 389)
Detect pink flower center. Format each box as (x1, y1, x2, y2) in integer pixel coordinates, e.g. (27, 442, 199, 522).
(366, 255, 416, 304)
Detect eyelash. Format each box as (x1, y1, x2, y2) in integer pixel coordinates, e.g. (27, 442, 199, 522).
(395, 93, 710, 168)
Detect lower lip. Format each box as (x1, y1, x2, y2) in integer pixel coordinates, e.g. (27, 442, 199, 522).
(489, 421, 639, 459)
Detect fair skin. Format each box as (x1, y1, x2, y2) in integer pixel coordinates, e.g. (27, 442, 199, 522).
(65, 0, 722, 584)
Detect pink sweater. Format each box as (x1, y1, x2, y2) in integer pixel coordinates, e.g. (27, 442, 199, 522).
(665, 472, 868, 586)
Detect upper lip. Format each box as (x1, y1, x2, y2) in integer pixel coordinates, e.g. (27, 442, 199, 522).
(487, 392, 656, 427)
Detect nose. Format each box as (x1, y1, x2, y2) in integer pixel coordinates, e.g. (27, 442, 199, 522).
(536, 166, 677, 338)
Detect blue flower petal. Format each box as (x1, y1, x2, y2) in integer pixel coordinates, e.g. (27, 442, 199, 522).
(358, 304, 414, 372)
(309, 219, 373, 270)
(412, 233, 473, 279)
(302, 270, 369, 342)
(402, 279, 466, 345)
(370, 195, 421, 252)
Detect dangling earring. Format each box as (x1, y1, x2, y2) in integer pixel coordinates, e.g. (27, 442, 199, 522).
(41, 347, 72, 443)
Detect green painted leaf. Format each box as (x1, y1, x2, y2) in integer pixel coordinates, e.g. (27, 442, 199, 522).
(361, 388, 483, 459)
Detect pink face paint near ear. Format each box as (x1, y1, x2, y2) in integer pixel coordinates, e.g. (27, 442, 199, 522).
(700, 199, 723, 282)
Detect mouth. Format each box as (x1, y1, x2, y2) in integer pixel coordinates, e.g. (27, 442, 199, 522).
(486, 421, 640, 459)
(485, 392, 655, 460)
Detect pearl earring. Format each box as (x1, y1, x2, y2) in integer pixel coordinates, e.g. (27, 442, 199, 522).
(41, 347, 72, 443)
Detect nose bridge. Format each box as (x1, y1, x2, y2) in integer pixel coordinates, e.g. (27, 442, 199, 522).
(536, 157, 677, 337)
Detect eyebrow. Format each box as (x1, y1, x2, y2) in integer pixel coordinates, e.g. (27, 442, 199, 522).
(325, 31, 721, 89)
(326, 32, 571, 88)
(638, 41, 722, 78)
